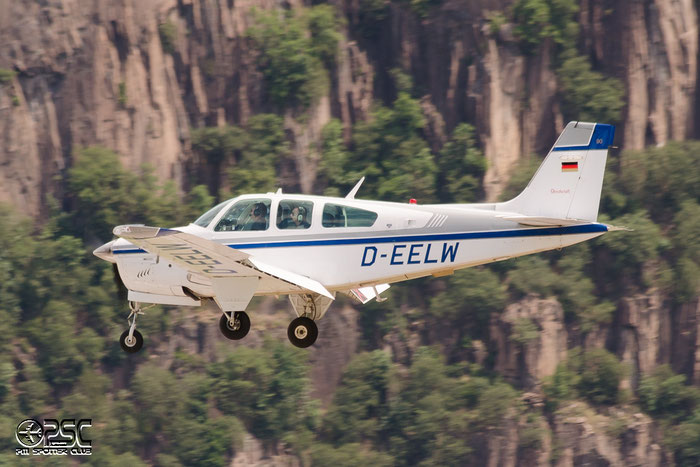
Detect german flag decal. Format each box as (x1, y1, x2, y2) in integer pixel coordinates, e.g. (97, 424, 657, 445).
(561, 161, 578, 172)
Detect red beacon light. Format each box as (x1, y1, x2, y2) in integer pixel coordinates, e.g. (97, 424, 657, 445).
(409, 198, 417, 204)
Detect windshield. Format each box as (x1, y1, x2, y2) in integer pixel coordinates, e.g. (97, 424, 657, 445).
(193, 200, 230, 227)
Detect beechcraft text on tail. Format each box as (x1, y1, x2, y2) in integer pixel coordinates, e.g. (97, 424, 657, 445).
(93, 121, 622, 352)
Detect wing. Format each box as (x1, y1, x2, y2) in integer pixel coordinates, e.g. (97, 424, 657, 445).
(113, 225, 333, 299)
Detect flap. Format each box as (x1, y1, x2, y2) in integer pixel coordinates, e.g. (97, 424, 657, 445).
(349, 283, 390, 304)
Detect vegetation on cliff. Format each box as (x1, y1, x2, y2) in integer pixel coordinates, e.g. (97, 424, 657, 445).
(1, 0, 698, 465)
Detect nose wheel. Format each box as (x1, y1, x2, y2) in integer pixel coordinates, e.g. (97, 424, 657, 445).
(219, 312, 251, 340)
(287, 317, 318, 348)
(120, 329, 144, 353)
(119, 301, 147, 353)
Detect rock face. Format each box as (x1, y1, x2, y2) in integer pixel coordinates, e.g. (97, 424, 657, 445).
(581, 0, 698, 149)
(490, 296, 568, 389)
(2, 0, 700, 210)
(551, 403, 667, 467)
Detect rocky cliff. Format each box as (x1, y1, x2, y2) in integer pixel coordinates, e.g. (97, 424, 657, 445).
(2, 1, 699, 465)
(1, 0, 699, 211)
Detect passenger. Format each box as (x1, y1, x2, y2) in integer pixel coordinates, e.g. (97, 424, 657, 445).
(241, 203, 268, 231)
(279, 206, 310, 229)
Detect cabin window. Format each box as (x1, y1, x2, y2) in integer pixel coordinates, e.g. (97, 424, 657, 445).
(193, 200, 229, 227)
(215, 199, 271, 231)
(277, 200, 313, 230)
(322, 204, 377, 228)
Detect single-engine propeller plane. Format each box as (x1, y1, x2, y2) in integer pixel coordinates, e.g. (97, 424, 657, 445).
(94, 121, 620, 352)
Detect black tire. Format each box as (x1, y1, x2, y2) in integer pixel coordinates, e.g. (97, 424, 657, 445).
(120, 329, 144, 353)
(219, 312, 251, 340)
(287, 317, 318, 348)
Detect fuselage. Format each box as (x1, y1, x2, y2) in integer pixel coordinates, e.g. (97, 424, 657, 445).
(99, 193, 608, 301)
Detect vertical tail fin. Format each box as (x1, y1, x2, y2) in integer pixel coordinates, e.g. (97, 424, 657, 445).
(499, 121, 615, 222)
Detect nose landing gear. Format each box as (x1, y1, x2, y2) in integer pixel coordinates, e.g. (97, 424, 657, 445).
(119, 301, 147, 353)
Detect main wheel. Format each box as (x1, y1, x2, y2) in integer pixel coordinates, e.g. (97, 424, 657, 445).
(120, 329, 144, 353)
(219, 312, 251, 340)
(287, 317, 318, 348)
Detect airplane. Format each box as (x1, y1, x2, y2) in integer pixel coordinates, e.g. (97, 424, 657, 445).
(93, 121, 621, 352)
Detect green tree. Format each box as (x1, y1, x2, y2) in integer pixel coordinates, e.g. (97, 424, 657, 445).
(228, 114, 286, 195)
(429, 268, 507, 340)
(192, 125, 246, 200)
(556, 48, 625, 123)
(248, 6, 341, 110)
(577, 348, 623, 405)
(512, 0, 579, 53)
(323, 350, 394, 444)
(340, 92, 437, 202)
(311, 443, 394, 467)
(667, 408, 700, 467)
(436, 123, 487, 203)
(209, 341, 317, 448)
(638, 365, 700, 422)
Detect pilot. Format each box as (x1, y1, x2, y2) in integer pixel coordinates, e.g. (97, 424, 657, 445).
(241, 203, 268, 231)
(280, 206, 310, 229)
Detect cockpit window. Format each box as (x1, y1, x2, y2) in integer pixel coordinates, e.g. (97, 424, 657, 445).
(193, 200, 229, 227)
(322, 204, 377, 228)
(277, 200, 313, 230)
(215, 199, 271, 232)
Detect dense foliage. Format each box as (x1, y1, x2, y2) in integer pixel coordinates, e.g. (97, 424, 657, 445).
(2, 1, 698, 465)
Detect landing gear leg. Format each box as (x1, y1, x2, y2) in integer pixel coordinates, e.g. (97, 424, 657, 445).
(120, 301, 144, 353)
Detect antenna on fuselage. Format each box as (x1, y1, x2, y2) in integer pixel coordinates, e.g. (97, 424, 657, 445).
(275, 187, 283, 194)
(345, 177, 365, 199)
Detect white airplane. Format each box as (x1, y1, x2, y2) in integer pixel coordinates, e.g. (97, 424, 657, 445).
(94, 121, 619, 352)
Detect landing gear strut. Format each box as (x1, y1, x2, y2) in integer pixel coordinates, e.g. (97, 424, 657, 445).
(120, 301, 145, 353)
(219, 312, 251, 340)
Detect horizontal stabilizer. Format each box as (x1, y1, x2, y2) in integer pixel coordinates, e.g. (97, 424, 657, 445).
(350, 284, 390, 304)
(604, 223, 633, 232)
(497, 216, 590, 227)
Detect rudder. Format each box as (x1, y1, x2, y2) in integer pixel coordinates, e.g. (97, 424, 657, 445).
(499, 121, 615, 222)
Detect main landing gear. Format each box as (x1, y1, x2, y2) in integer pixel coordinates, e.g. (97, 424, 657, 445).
(219, 312, 251, 340)
(287, 317, 318, 348)
(285, 294, 332, 348)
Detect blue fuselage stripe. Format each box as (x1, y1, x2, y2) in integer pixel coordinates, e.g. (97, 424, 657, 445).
(111, 224, 607, 255)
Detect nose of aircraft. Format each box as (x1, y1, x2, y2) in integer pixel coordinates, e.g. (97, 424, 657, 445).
(93, 240, 116, 263)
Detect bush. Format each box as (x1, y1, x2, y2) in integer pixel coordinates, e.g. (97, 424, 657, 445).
(323, 351, 394, 444)
(248, 6, 341, 109)
(544, 348, 623, 407)
(436, 123, 487, 203)
(667, 409, 700, 467)
(0, 68, 15, 84)
(512, 0, 579, 53)
(577, 348, 623, 405)
(638, 365, 700, 422)
(556, 49, 625, 123)
(158, 21, 177, 54)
